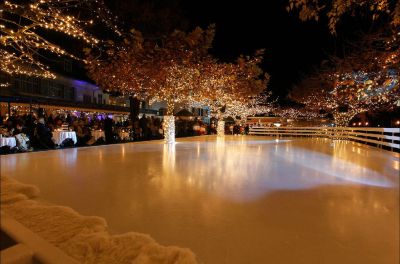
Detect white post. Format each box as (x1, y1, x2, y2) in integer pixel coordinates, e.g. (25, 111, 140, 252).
(217, 120, 225, 136)
(163, 115, 175, 144)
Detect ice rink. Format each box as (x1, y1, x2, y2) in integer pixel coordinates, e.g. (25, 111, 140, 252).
(1, 136, 399, 264)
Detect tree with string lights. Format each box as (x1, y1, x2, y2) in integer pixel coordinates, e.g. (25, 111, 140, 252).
(287, 0, 399, 126)
(0, 0, 120, 79)
(287, 0, 399, 33)
(192, 51, 270, 135)
(291, 47, 399, 126)
(86, 25, 270, 140)
(86, 25, 217, 143)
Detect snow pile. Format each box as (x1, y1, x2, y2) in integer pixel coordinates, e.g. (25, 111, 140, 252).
(1, 176, 197, 264)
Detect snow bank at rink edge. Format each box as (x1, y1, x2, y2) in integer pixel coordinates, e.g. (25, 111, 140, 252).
(0, 176, 198, 264)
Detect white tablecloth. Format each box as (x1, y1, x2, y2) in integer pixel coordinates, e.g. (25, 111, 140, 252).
(92, 130, 105, 141)
(52, 131, 77, 145)
(0, 137, 17, 148)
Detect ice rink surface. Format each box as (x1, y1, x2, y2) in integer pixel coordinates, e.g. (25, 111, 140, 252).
(2, 136, 399, 264)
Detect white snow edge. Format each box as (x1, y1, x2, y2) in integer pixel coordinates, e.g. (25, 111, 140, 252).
(1, 176, 198, 264)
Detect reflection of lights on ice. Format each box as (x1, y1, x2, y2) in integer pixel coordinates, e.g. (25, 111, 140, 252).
(163, 115, 175, 144)
(163, 143, 176, 169)
(217, 120, 225, 136)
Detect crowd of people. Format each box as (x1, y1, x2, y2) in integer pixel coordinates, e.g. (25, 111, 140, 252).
(0, 111, 167, 154)
(0, 110, 250, 155)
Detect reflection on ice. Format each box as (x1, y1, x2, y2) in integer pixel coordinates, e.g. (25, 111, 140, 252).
(275, 147, 394, 188)
(158, 138, 396, 202)
(2, 136, 397, 264)
(2, 137, 398, 204)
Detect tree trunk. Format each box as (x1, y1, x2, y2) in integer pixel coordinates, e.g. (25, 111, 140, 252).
(166, 98, 175, 116)
(163, 115, 175, 144)
(163, 97, 175, 144)
(217, 120, 225, 136)
(333, 112, 358, 127)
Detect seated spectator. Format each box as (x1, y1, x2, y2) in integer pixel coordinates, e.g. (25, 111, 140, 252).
(12, 121, 26, 136)
(36, 117, 55, 149)
(5, 119, 14, 136)
(73, 121, 91, 146)
(14, 122, 32, 152)
(54, 117, 63, 130)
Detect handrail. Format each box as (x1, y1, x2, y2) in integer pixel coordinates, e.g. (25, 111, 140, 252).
(249, 126, 400, 151)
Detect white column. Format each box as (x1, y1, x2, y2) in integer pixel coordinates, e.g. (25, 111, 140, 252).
(217, 120, 225, 136)
(163, 115, 175, 144)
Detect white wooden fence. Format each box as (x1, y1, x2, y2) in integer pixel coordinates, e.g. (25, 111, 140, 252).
(249, 126, 400, 151)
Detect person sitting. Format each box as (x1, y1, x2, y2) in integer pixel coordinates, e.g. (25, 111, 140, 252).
(13, 122, 32, 152)
(5, 119, 14, 136)
(12, 121, 24, 136)
(36, 117, 55, 149)
(54, 118, 63, 130)
(72, 121, 86, 146)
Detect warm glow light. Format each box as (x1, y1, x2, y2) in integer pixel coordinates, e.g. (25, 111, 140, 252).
(163, 115, 175, 144)
(1, 0, 120, 78)
(217, 120, 225, 136)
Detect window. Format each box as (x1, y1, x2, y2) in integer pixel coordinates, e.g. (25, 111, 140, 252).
(98, 94, 103, 104)
(63, 59, 73, 73)
(64, 87, 75, 101)
(83, 95, 92, 103)
(40, 80, 65, 99)
(17, 76, 40, 94)
(48, 83, 64, 98)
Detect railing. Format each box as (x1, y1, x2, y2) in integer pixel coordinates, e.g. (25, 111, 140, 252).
(249, 126, 400, 151)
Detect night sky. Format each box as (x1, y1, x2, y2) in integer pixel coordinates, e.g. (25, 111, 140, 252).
(185, 0, 337, 100)
(106, 0, 339, 100)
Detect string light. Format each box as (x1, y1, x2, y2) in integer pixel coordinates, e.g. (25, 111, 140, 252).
(86, 26, 270, 141)
(287, 0, 399, 33)
(1, 0, 121, 78)
(163, 115, 175, 144)
(217, 120, 225, 136)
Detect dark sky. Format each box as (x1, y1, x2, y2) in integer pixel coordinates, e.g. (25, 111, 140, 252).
(106, 0, 338, 100)
(184, 0, 337, 100)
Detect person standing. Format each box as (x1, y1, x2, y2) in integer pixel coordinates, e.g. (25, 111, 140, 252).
(244, 124, 250, 135)
(139, 114, 148, 140)
(104, 116, 114, 144)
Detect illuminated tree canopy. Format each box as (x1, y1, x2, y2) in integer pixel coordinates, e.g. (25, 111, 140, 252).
(287, 0, 399, 126)
(86, 26, 270, 116)
(0, 0, 120, 78)
(287, 0, 400, 33)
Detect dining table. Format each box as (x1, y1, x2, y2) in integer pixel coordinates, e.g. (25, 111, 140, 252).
(52, 131, 77, 145)
(0, 136, 17, 148)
